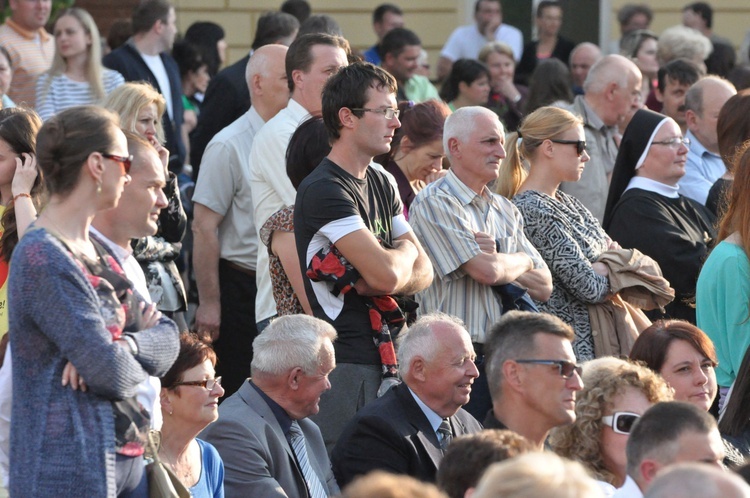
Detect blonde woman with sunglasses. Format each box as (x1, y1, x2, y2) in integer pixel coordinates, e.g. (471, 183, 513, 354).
(549, 357, 672, 492)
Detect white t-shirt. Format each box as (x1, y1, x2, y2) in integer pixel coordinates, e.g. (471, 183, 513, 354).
(441, 23, 524, 62)
(141, 52, 173, 119)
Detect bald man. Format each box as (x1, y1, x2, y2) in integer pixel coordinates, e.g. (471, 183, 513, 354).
(192, 44, 290, 398)
(570, 42, 602, 94)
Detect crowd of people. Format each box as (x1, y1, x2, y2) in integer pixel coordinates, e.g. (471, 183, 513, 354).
(1, 0, 750, 496)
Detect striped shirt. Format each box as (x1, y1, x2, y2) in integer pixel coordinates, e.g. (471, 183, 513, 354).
(410, 169, 546, 344)
(35, 69, 125, 121)
(0, 20, 54, 109)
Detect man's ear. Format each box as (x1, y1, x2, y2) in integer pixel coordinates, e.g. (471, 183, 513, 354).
(410, 357, 427, 382)
(684, 109, 698, 129)
(605, 81, 619, 102)
(447, 137, 461, 158)
(502, 360, 523, 393)
(338, 106, 358, 130)
(287, 367, 304, 391)
(640, 459, 662, 486)
(291, 68, 305, 92)
(654, 87, 664, 104)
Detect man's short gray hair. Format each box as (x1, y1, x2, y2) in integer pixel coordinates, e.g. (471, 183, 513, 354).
(251, 314, 337, 376)
(657, 25, 712, 66)
(583, 54, 634, 94)
(684, 75, 735, 116)
(397, 312, 467, 377)
(443, 106, 503, 160)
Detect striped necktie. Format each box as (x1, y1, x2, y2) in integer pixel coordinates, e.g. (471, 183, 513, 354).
(438, 418, 453, 450)
(289, 421, 328, 498)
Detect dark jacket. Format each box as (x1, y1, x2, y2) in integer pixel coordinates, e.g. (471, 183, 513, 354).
(103, 42, 185, 172)
(515, 37, 576, 86)
(331, 383, 482, 486)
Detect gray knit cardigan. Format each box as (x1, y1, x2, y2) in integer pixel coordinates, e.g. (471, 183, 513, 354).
(8, 228, 180, 497)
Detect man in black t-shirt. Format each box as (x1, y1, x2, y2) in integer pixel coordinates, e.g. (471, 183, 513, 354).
(295, 62, 433, 450)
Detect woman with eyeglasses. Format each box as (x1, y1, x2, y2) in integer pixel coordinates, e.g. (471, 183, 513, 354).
(496, 106, 615, 361)
(549, 357, 672, 492)
(603, 109, 716, 324)
(630, 320, 746, 465)
(8, 106, 180, 497)
(159, 333, 225, 497)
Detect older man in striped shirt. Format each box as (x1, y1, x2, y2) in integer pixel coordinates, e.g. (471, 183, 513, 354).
(0, 0, 54, 109)
(410, 106, 552, 422)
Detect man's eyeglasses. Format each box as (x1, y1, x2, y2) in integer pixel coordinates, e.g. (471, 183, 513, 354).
(651, 137, 691, 149)
(514, 359, 582, 379)
(101, 153, 133, 174)
(550, 139, 587, 156)
(601, 411, 640, 435)
(350, 107, 400, 119)
(171, 376, 222, 391)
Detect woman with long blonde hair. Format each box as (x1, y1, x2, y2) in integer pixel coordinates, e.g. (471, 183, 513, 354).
(36, 8, 124, 120)
(497, 106, 614, 360)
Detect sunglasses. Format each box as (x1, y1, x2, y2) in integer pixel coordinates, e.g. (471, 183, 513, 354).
(101, 152, 133, 175)
(601, 411, 640, 435)
(514, 359, 582, 379)
(550, 139, 587, 156)
(171, 376, 222, 391)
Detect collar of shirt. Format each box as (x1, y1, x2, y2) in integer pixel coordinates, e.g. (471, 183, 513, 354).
(443, 169, 498, 208)
(247, 105, 266, 134)
(89, 226, 131, 265)
(686, 130, 720, 160)
(615, 475, 644, 498)
(5, 18, 49, 42)
(625, 176, 680, 198)
(249, 380, 294, 437)
(287, 97, 313, 124)
(407, 386, 444, 434)
(578, 95, 614, 135)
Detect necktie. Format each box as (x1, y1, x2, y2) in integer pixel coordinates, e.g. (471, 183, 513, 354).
(438, 418, 453, 450)
(289, 421, 328, 498)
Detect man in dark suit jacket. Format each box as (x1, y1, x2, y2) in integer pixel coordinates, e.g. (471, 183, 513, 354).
(200, 314, 339, 497)
(103, 0, 185, 172)
(331, 313, 483, 486)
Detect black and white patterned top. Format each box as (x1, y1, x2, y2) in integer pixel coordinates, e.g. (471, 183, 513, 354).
(513, 189, 610, 360)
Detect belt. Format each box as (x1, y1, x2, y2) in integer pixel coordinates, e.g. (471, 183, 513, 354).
(221, 259, 256, 277)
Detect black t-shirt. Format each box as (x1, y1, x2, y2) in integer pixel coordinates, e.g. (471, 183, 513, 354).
(295, 158, 404, 365)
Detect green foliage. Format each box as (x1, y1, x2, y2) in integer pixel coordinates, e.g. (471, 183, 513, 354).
(0, 0, 75, 27)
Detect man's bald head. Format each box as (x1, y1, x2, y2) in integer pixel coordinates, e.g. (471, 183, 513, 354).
(570, 42, 602, 88)
(584, 54, 640, 93)
(583, 54, 643, 126)
(246, 44, 291, 120)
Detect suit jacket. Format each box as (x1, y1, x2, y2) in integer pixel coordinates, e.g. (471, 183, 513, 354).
(199, 381, 339, 497)
(103, 42, 185, 172)
(190, 54, 251, 179)
(331, 383, 483, 486)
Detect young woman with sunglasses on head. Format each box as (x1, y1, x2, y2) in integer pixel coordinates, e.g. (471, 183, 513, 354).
(159, 333, 225, 497)
(496, 106, 617, 361)
(8, 106, 180, 497)
(549, 357, 672, 492)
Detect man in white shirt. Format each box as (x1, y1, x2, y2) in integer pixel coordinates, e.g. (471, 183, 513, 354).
(613, 402, 724, 498)
(437, 0, 523, 81)
(679, 76, 736, 205)
(248, 33, 349, 332)
(192, 44, 290, 398)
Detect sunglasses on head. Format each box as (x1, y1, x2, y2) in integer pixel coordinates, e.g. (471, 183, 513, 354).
(514, 359, 582, 379)
(601, 411, 640, 435)
(550, 139, 587, 156)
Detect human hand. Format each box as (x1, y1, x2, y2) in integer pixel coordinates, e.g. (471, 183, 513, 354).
(148, 136, 170, 171)
(61, 361, 87, 391)
(141, 302, 162, 330)
(195, 301, 221, 342)
(474, 231, 497, 254)
(425, 169, 447, 184)
(11, 152, 38, 198)
(592, 262, 610, 277)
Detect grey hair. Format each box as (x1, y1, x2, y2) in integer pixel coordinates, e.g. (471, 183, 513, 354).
(657, 25, 712, 65)
(684, 75, 735, 116)
(251, 314, 337, 376)
(644, 462, 750, 498)
(443, 106, 503, 160)
(397, 312, 467, 377)
(583, 54, 635, 94)
(245, 44, 288, 88)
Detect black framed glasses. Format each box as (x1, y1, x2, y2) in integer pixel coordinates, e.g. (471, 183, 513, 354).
(601, 411, 640, 435)
(101, 153, 133, 174)
(171, 376, 222, 391)
(515, 359, 582, 379)
(349, 107, 400, 119)
(651, 137, 691, 149)
(550, 139, 587, 156)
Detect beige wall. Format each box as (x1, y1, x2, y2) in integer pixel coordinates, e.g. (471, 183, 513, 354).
(174, 0, 750, 73)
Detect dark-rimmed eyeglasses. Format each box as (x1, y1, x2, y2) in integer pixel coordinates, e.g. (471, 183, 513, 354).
(515, 359, 582, 379)
(651, 137, 691, 149)
(601, 411, 640, 435)
(550, 139, 587, 156)
(101, 153, 133, 174)
(171, 376, 222, 391)
(350, 107, 400, 119)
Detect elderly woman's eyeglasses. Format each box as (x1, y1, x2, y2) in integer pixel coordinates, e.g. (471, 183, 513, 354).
(514, 359, 582, 379)
(651, 137, 691, 149)
(550, 139, 587, 156)
(601, 411, 640, 435)
(171, 376, 222, 391)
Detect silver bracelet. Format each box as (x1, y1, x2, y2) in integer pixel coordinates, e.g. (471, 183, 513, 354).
(121, 334, 139, 356)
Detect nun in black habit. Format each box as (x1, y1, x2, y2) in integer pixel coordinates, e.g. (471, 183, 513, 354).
(602, 109, 716, 324)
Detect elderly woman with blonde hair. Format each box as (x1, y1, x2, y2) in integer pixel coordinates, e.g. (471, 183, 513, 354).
(472, 452, 604, 498)
(549, 357, 672, 493)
